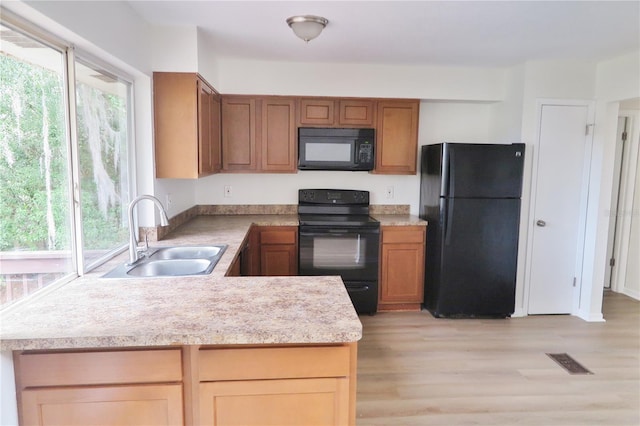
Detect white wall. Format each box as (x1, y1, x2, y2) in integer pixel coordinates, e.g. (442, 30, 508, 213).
(151, 25, 198, 72)
(216, 58, 506, 101)
(586, 52, 640, 314)
(19, 0, 152, 74)
(490, 64, 525, 143)
(508, 59, 599, 318)
(0, 351, 17, 426)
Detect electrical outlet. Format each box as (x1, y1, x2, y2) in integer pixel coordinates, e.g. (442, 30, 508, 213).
(224, 185, 232, 198)
(386, 186, 394, 199)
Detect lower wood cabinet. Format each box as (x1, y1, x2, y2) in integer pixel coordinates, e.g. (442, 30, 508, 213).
(197, 345, 355, 426)
(258, 226, 298, 276)
(15, 349, 184, 426)
(225, 226, 298, 277)
(15, 344, 358, 426)
(200, 378, 348, 425)
(379, 226, 426, 311)
(21, 384, 183, 425)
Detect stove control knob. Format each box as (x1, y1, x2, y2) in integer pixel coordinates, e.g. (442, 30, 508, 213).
(300, 190, 315, 202)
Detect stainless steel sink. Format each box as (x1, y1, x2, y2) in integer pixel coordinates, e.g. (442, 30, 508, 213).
(126, 259, 213, 277)
(102, 244, 227, 278)
(149, 246, 223, 260)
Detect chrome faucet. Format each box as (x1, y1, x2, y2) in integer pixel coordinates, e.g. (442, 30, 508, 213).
(127, 195, 170, 265)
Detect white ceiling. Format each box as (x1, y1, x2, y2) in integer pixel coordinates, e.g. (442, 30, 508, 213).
(127, 1, 640, 67)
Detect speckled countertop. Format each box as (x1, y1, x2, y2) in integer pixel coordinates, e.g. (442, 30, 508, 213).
(372, 214, 427, 226)
(0, 215, 364, 351)
(1, 213, 426, 351)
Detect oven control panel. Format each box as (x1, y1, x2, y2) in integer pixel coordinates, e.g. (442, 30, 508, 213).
(299, 189, 369, 205)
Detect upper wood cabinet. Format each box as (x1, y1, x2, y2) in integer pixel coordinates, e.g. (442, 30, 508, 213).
(374, 99, 420, 175)
(339, 99, 376, 127)
(261, 98, 297, 172)
(298, 98, 376, 127)
(221, 96, 258, 171)
(153, 72, 221, 179)
(298, 98, 336, 126)
(222, 96, 296, 173)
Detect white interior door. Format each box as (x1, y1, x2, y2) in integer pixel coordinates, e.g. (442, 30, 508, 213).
(528, 102, 593, 315)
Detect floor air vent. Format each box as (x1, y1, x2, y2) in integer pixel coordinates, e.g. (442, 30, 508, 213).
(546, 353, 593, 375)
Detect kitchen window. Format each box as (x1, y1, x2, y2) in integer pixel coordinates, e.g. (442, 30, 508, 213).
(0, 15, 134, 307)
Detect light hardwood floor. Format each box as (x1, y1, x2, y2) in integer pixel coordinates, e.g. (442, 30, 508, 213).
(356, 291, 640, 425)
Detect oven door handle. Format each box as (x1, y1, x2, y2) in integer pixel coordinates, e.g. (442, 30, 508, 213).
(300, 228, 379, 236)
(346, 284, 370, 292)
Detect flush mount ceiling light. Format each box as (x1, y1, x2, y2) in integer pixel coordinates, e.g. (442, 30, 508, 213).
(286, 15, 329, 43)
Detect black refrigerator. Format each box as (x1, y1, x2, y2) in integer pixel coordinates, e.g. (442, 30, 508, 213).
(420, 143, 525, 318)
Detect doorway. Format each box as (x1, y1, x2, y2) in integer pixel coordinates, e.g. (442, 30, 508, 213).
(605, 117, 630, 289)
(607, 104, 640, 299)
(526, 100, 595, 315)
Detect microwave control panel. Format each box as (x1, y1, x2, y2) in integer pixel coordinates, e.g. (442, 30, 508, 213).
(357, 143, 373, 164)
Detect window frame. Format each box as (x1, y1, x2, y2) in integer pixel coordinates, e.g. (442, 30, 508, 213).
(0, 9, 137, 309)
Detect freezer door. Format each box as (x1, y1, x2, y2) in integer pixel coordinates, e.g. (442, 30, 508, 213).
(443, 143, 525, 198)
(430, 198, 521, 317)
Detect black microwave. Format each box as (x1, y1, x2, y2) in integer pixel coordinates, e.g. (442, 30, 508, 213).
(297, 127, 375, 171)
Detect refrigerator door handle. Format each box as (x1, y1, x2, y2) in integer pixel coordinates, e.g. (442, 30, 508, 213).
(441, 143, 450, 196)
(447, 146, 457, 197)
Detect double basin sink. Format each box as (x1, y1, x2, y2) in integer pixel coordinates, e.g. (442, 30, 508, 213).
(103, 245, 227, 278)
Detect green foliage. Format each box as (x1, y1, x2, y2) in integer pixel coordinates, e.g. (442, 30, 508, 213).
(0, 53, 68, 250)
(0, 52, 130, 253)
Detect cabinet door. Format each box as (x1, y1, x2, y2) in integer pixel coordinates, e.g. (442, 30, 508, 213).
(379, 227, 425, 308)
(298, 98, 336, 126)
(227, 255, 241, 276)
(21, 384, 183, 426)
(154, 72, 199, 178)
(198, 79, 214, 176)
(222, 97, 258, 171)
(200, 378, 349, 426)
(261, 98, 296, 172)
(375, 100, 420, 174)
(259, 227, 298, 276)
(260, 244, 297, 276)
(339, 99, 375, 127)
(211, 93, 222, 173)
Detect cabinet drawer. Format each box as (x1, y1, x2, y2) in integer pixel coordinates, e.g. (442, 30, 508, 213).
(16, 349, 182, 387)
(260, 228, 297, 245)
(199, 345, 350, 381)
(382, 227, 425, 244)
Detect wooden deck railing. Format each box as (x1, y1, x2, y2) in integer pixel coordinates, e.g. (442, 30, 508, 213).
(0, 251, 73, 305)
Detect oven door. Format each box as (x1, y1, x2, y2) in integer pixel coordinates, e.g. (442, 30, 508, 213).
(298, 226, 380, 281)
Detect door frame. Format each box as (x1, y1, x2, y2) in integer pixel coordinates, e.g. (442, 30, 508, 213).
(523, 99, 596, 315)
(610, 109, 640, 296)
